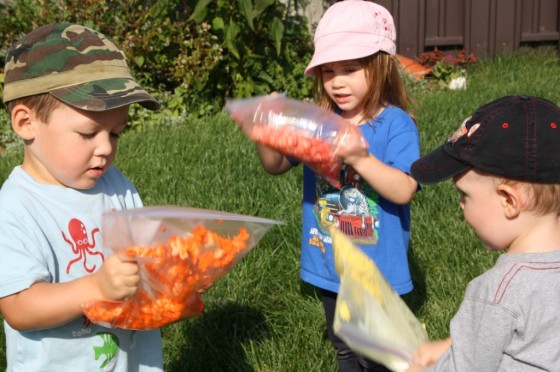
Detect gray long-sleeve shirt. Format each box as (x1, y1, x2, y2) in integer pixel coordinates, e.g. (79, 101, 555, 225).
(428, 250, 560, 371)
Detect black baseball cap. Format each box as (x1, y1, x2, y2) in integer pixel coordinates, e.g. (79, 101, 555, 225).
(411, 95, 560, 184)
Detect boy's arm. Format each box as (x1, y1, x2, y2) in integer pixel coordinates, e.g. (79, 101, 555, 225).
(0, 254, 139, 331)
(256, 143, 293, 175)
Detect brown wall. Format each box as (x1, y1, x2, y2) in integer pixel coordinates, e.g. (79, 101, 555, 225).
(372, 0, 559, 59)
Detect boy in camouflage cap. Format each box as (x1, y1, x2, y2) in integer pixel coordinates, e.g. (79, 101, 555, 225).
(0, 24, 163, 370)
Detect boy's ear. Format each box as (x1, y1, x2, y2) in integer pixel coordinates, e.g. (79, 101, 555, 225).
(11, 104, 35, 140)
(497, 183, 522, 219)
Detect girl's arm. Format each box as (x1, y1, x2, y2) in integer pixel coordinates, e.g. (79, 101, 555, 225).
(334, 122, 418, 204)
(348, 152, 418, 205)
(0, 254, 139, 331)
(256, 143, 294, 175)
(338, 137, 417, 204)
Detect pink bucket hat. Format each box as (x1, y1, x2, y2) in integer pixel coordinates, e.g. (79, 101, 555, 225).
(304, 0, 397, 77)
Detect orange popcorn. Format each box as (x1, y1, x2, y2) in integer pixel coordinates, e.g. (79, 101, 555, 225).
(251, 125, 342, 188)
(226, 95, 369, 190)
(82, 225, 250, 330)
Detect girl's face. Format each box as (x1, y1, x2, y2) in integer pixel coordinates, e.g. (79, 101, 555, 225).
(320, 60, 369, 124)
(22, 103, 129, 189)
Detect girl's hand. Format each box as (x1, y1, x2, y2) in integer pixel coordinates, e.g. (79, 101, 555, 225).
(333, 125, 369, 167)
(90, 254, 140, 301)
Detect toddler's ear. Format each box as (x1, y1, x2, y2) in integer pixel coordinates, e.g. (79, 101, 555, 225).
(497, 183, 522, 219)
(11, 104, 35, 141)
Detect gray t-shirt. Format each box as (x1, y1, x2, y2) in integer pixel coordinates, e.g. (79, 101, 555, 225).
(428, 250, 560, 371)
(0, 166, 163, 371)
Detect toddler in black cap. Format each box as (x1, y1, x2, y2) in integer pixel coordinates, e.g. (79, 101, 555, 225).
(407, 95, 560, 371)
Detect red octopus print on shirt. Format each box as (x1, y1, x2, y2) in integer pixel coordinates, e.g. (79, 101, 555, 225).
(62, 218, 104, 274)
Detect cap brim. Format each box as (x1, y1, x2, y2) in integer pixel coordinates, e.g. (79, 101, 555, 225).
(50, 78, 160, 111)
(410, 143, 472, 184)
(305, 46, 380, 77)
(304, 33, 396, 77)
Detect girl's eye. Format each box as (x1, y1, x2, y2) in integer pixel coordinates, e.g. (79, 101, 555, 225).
(110, 132, 121, 140)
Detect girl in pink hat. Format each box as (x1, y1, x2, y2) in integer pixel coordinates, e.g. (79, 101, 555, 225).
(257, 1, 420, 370)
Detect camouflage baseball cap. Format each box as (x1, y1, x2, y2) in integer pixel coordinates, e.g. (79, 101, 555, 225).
(2, 23, 159, 111)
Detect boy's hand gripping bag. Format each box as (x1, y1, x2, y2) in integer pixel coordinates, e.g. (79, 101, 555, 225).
(82, 206, 282, 330)
(331, 227, 428, 372)
(225, 94, 368, 189)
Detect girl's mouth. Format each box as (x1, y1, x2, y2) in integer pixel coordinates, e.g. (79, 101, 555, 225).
(334, 94, 351, 104)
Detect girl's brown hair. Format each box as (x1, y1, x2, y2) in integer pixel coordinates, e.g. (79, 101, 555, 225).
(313, 52, 415, 123)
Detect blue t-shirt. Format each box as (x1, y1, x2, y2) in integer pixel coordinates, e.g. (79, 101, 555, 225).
(300, 107, 420, 295)
(0, 166, 163, 372)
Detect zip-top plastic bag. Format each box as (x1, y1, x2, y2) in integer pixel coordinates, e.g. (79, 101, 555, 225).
(82, 206, 282, 330)
(331, 226, 428, 371)
(226, 94, 368, 189)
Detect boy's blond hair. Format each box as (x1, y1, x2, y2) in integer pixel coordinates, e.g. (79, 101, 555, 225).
(501, 178, 560, 215)
(6, 94, 61, 124)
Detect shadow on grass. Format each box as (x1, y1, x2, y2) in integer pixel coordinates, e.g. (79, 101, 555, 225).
(403, 241, 428, 314)
(299, 283, 330, 341)
(164, 303, 267, 372)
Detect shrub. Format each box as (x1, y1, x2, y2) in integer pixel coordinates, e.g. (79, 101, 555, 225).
(0, 0, 314, 124)
(190, 0, 313, 100)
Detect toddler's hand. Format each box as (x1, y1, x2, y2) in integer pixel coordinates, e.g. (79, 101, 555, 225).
(406, 362, 426, 372)
(91, 254, 140, 301)
(410, 338, 452, 369)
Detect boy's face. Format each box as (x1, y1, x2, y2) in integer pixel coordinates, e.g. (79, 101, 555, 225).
(21, 103, 129, 189)
(453, 170, 513, 251)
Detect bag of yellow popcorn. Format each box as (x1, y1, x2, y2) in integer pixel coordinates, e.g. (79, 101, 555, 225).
(331, 226, 428, 372)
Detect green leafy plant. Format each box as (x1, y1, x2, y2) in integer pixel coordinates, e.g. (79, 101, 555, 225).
(188, 0, 314, 100)
(0, 0, 314, 126)
(431, 61, 465, 88)
(418, 48, 477, 89)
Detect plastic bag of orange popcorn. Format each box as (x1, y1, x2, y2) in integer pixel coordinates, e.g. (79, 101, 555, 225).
(226, 94, 368, 189)
(81, 206, 282, 330)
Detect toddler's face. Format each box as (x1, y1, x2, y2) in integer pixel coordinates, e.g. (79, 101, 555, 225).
(22, 103, 129, 189)
(453, 170, 512, 251)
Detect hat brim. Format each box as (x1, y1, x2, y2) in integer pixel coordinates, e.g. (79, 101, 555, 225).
(304, 33, 396, 77)
(410, 143, 472, 184)
(50, 77, 160, 112)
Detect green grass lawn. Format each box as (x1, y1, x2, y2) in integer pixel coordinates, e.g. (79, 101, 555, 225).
(0, 46, 559, 371)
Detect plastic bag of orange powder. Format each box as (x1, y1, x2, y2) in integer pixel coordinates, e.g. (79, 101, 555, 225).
(81, 206, 282, 330)
(226, 94, 368, 189)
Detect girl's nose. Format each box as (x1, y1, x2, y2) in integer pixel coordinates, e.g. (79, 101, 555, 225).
(330, 74, 345, 88)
